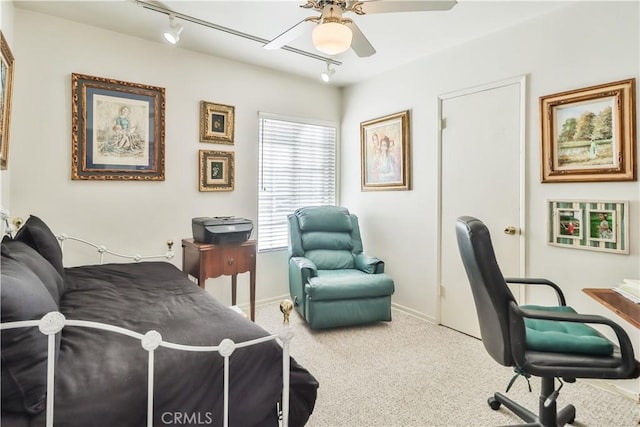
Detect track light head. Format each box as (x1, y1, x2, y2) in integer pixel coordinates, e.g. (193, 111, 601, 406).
(163, 15, 184, 44)
(320, 62, 336, 83)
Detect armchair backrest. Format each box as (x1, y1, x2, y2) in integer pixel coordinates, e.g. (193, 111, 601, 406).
(288, 206, 363, 270)
(455, 216, 517, 367)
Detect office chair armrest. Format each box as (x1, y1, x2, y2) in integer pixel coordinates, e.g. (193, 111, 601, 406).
(505, 277, 567, 306)
(515, 303, 637, 372)
(354, 253, 385, 274)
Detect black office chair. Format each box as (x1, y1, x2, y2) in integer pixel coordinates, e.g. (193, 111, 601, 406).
(455, 216, 640, 427)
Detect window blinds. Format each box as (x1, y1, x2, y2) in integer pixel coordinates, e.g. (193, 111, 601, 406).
(258, 114, 337, 252)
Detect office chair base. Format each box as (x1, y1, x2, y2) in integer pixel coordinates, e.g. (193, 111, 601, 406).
(490, 392, 576, 427)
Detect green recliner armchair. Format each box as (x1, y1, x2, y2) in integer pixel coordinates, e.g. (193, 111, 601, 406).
(287, 205, 395, 329)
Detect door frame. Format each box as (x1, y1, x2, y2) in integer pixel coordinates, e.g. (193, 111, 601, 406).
(435, 75, 528, 324)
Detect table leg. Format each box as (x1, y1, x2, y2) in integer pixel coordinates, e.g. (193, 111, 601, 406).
(231, 274, 237, 306)
(250, 270, 256, 321)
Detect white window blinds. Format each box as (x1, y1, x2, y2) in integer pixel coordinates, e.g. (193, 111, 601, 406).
(258, 113, 337, 252)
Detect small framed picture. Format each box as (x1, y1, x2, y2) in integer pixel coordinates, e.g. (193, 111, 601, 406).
(200, 101, 234, 144)
(555, 209, 582, 240)
(587, 209, 616, 243)
(199, 150, 234, 192)
(548, 199, 628, 254)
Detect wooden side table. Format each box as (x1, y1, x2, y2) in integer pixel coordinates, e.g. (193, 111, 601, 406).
(182, 239, 257, 321)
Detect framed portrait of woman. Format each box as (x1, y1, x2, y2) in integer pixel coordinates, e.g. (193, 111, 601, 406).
(360, 110, 411, 191)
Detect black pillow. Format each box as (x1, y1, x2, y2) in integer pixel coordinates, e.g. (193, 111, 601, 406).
(14, 215, 64, 278)
(1, 239, 64, 305)
(1, 255, 59, 414)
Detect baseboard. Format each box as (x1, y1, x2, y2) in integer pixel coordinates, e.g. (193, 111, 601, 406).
(391, 302, 437, 324)
(582, 378, 639, 403)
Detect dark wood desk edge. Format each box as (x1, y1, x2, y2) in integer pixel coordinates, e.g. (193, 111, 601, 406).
(582, 288, 640, 329)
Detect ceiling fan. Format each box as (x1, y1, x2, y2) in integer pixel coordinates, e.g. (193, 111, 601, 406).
(263, 0, 457, 57)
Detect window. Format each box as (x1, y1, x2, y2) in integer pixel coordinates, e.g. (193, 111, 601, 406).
(258, 113, 337, 252)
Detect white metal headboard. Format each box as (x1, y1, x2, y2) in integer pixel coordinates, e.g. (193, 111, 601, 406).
(56, 233, 175, 264)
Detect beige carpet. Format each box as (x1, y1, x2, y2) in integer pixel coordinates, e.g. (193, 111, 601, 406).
(255, 302, 639, 427)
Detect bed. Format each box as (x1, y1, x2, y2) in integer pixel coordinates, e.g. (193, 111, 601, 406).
(1, 215, 318, 427)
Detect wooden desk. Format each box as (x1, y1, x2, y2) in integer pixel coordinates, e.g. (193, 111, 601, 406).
(182, 239, 256, 321)
(583, 288, 640, 329)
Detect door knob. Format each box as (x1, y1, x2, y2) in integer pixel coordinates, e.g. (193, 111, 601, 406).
(504, 226, 517, 235)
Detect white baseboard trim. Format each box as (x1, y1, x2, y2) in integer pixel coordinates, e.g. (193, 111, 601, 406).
(392, 302, 437, 324)
(582, 378, 639, 403)
(252, 296, 438, 325)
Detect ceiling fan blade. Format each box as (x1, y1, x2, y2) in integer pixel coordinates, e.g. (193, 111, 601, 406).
(263, 19, 315, 50)
(359, 0, 457, 15)
(345, 21, 376, 57)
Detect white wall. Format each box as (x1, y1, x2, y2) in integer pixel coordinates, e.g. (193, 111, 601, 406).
(9, 9, 341, 307)
(341, 1, 639, 395)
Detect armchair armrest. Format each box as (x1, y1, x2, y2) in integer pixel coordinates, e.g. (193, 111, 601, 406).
(290, 256, 317, 279)
(354, 253, 385, 274)
(509, 301, 637, 377)
(505, 277, 566, 306)
(289, 257, 317, 311)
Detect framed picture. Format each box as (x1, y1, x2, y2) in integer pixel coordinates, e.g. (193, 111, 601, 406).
(200, 101, 234, 144)
(71, 73, 165, 180)
(0, 31, 15, 170)
(360, 110, 411, 191)
(547, 199, 629, 254)
(540, 78, 636, 183)
(199, 149, 234, 192)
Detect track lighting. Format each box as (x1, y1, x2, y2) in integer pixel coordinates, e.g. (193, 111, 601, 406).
(163, 14, 184, 45)
(320, 62, 336, 83)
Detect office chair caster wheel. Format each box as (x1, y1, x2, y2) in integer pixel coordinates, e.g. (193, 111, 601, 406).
(488, 397, 501, 410)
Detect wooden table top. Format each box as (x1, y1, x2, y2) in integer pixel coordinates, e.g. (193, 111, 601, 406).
(582, 288, 640, 329)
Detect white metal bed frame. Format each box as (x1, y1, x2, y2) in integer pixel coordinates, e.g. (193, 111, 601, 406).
(1, 222, 294, 427)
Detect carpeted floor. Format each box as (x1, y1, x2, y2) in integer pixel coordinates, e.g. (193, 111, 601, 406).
(255, 302, 639, 427)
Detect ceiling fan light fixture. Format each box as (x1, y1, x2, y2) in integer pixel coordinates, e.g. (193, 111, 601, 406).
(312, 21, 352, 55)
(163, 15, 184, 44)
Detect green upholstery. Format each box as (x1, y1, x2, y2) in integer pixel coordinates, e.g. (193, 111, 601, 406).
(288, 206, 394, 329)
(522, 305, 614, 356)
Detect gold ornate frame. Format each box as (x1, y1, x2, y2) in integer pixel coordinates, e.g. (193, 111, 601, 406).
(199, 149, 234, 192)
(360, 110, 411, 191)
(71, 73, 165, 180)
(0, 31, 15, 170)
(199, 101, 235, 144)
(540, 78, 636, 183)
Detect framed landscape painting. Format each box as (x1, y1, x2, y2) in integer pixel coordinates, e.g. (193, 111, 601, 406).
(71, 73, 165, 180)
(360, 110, 411, 191)
(540, 78, 636, 182)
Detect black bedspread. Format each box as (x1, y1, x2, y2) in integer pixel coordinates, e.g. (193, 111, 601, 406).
(9, 262, 317, 427)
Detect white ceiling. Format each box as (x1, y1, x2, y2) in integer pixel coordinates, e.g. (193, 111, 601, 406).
(14, 0, 573, 87)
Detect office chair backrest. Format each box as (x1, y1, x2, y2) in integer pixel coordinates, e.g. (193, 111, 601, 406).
(455, 216, 517, 367)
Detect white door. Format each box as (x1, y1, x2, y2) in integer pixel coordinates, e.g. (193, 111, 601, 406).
(439, 77, 525, 338)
